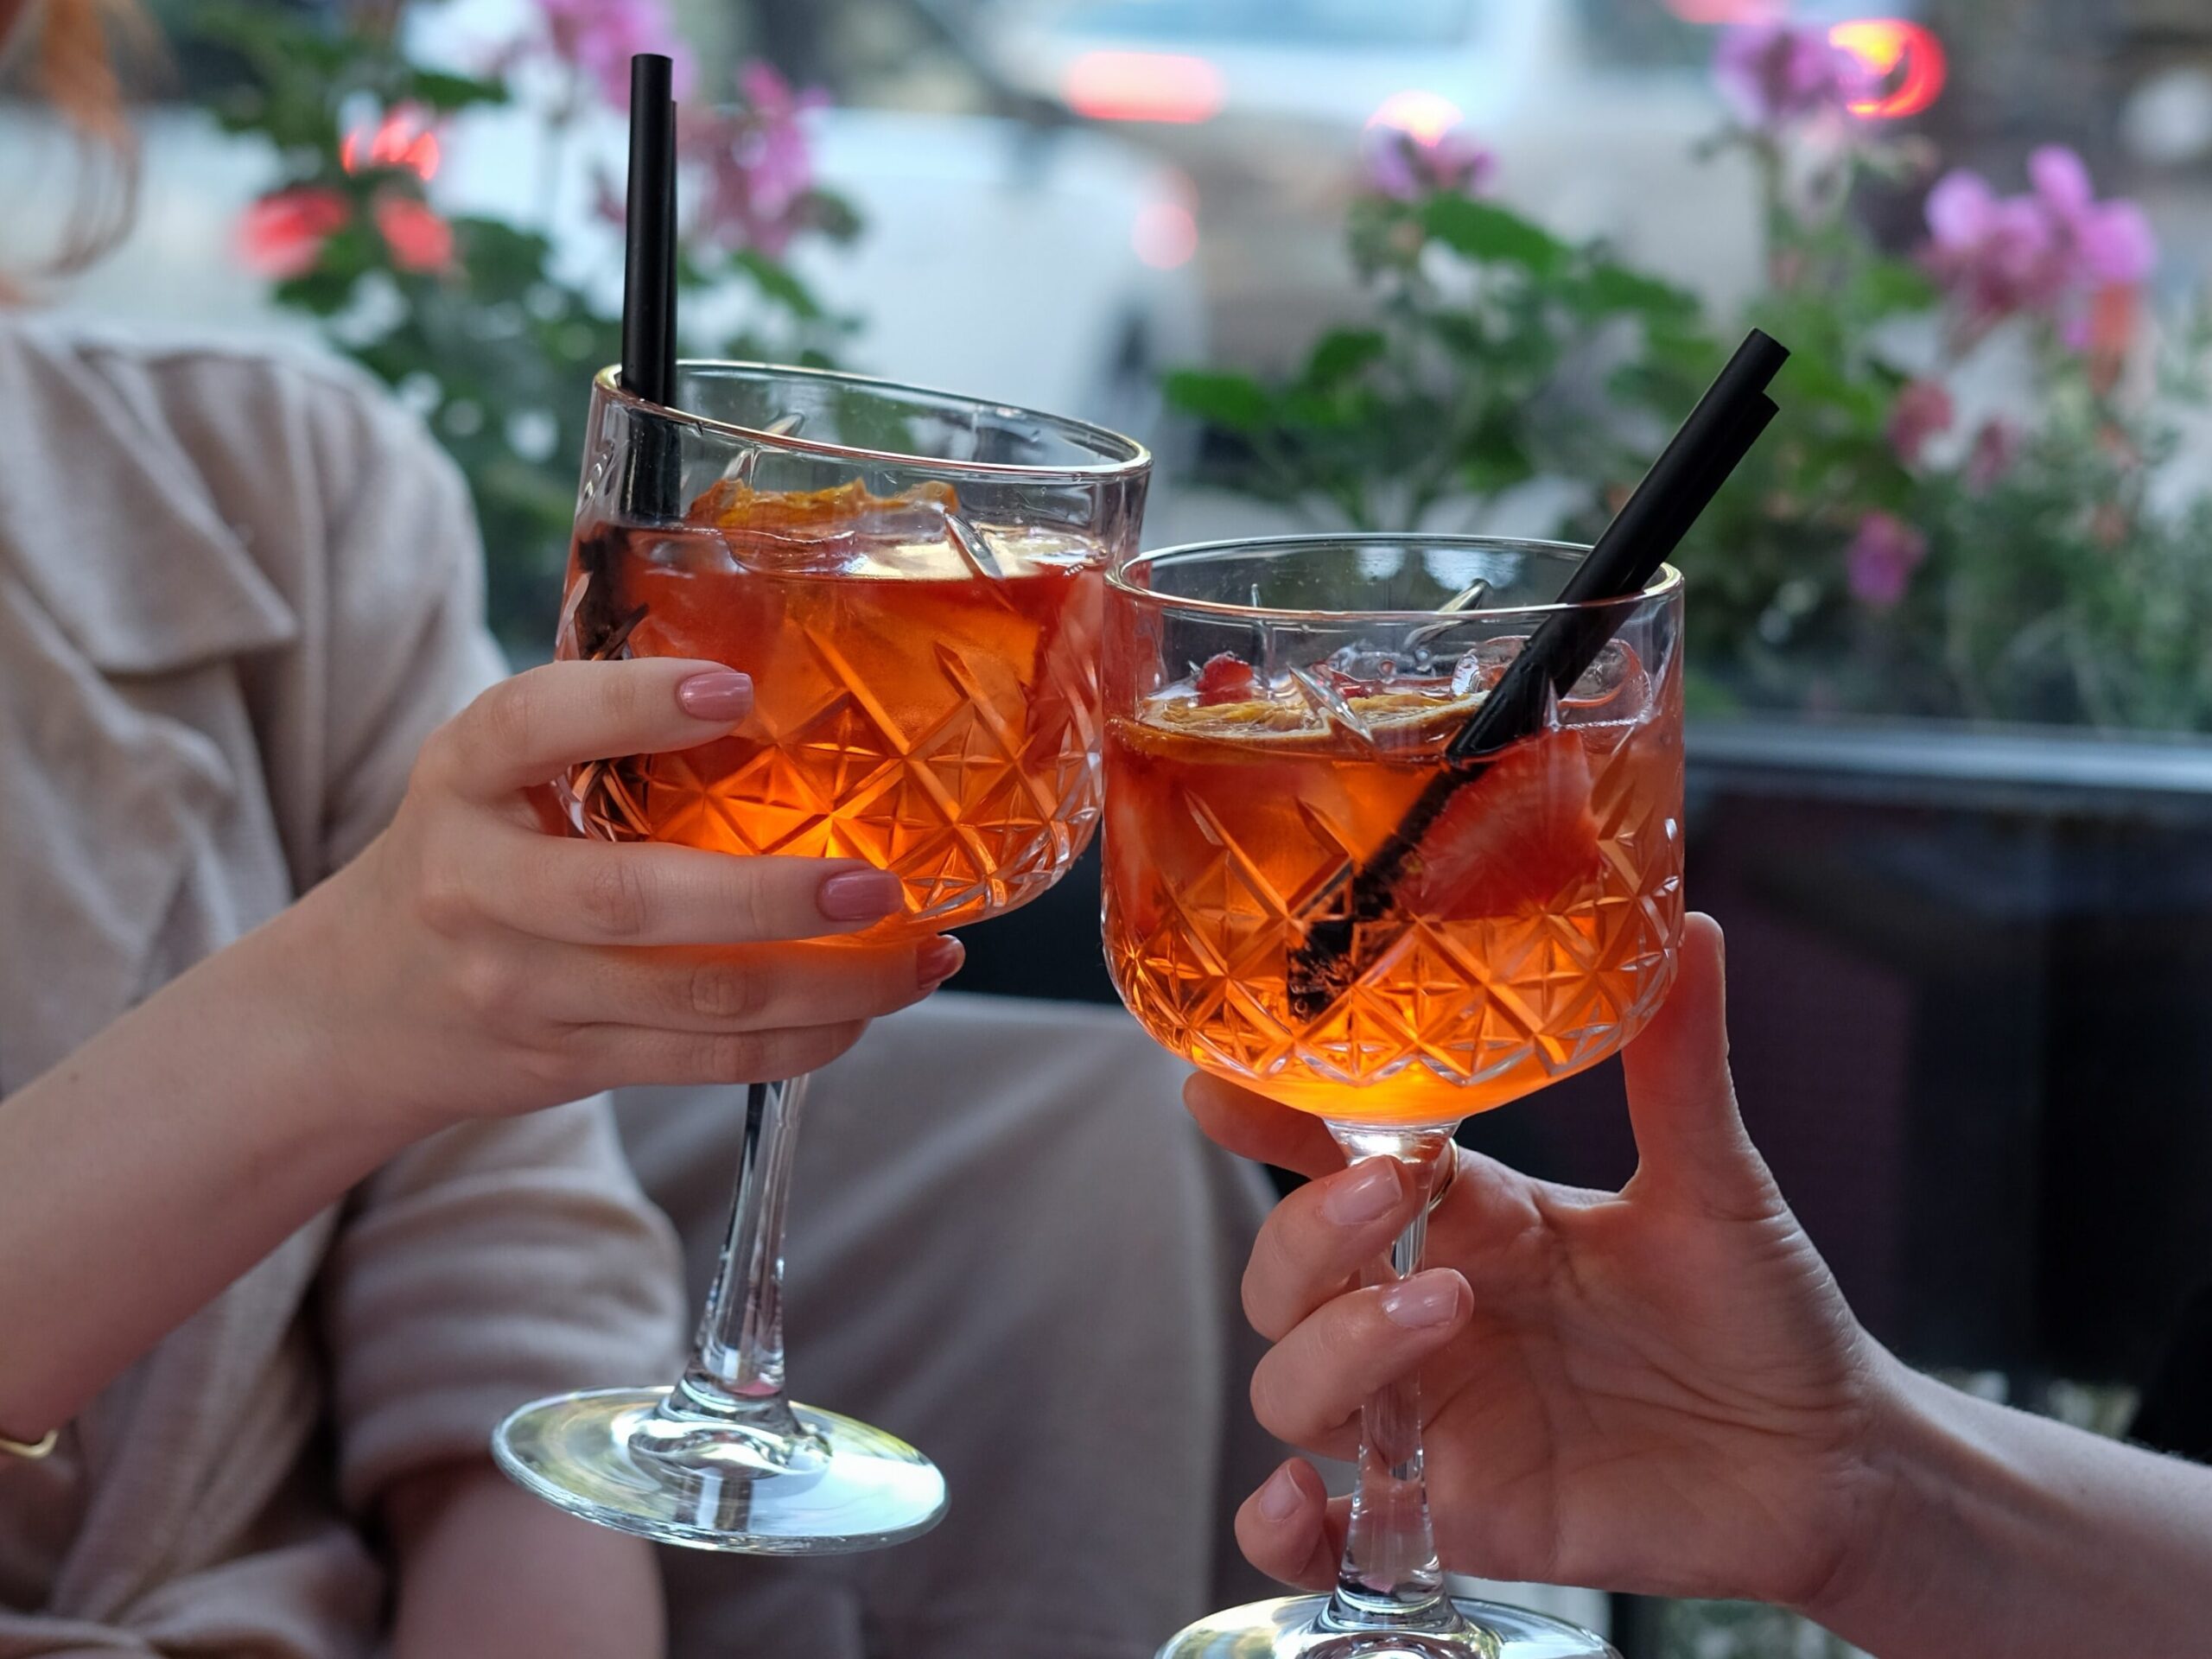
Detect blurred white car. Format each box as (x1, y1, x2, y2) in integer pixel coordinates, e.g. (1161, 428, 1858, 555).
(960, 0, 1938, 366)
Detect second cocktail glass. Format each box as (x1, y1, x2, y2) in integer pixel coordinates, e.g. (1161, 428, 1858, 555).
(495, 361, 1149, 1551)
(1103, 535, 1684, 1657)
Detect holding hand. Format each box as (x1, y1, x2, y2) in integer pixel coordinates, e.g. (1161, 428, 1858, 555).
(1191, 916, 1895, 1614)
(302, 658, 962, 1132)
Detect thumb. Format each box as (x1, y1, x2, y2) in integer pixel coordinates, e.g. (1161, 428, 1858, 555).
(1620, 914, 1777, 1217)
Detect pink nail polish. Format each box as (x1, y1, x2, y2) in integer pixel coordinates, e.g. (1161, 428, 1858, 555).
(677, 671, 753, 721)
(818, 869, 905, 922)
(918, 937, 965, 989)
(1381, 1272, 1463, 1329)
(1321, 1160, 1403, 1227)
(1257, 1465, 1303, 1522)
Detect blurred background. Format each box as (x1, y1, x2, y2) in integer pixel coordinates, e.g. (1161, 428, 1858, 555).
(13, 2, 2212, 1651)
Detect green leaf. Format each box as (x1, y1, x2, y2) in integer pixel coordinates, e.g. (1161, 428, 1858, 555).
(1848, 256, 1941, 320)
(1301, 327, 1387, 390)
(402, 67, 510, 113)
(1421, 196, 1569, 276)
(1584, 261, 1700, 322)
(729, 249, 826, 321)
(1164, 369, 1275, 433)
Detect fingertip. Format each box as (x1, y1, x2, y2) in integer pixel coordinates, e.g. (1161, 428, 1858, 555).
(1377, 1267, 1471, 1332)
(1236, 1460, 1337, 1592)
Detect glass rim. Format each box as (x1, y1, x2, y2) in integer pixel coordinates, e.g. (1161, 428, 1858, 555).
(597, 361, 1154, 483)
(1109, 533, 1683, 626)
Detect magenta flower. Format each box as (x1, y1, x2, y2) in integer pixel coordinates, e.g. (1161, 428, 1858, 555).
(533, 0, 693, 108)
(1847, 512, 1929, 609)
(1887, 379, 1955, 469)
(683, 60, 830, 259)
(1923, 147, 2157, 338)
(1363, 128, 1497, 201)
(1713, 23, 1863, 130)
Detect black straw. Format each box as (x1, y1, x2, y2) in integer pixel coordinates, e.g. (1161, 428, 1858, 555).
(619, 54, 681, 521)
(1287, 329, 1789, 1015)
(621, 54, 676, 408)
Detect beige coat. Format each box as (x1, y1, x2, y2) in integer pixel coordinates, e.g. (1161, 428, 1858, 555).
(0, 325, 685, 1655)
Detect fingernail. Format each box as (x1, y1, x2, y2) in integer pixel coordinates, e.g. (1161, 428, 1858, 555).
(1381, 1272, 1464, 1330)
(918, 936, 964, 989)
(677, 671, 753, 721)
(818, 869, 905, 922)
(1322, 1160, 1403, 1227)
(1257, 1465, 1303, 1523)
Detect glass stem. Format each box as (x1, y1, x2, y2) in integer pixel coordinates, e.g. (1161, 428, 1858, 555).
(1319, 1124, 1468, 1638)
(657, 1075, 812, 1448)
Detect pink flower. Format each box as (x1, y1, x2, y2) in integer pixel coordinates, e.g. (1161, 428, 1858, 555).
(237, 187, 352, 280)
(1887, 379, 1955, 468)
(683, 60, 830, 258)
(1847, 512, 1929, 609)
(533, 0, 693, 108)
(1923, 148, 2158, 339)
(2030, 146, 2156, 287)
(1363, 128, 1497, 201)
(374, 193, 456, 273)
(1965, 419, 2021, 494)
(1713, 23, 1863, 129)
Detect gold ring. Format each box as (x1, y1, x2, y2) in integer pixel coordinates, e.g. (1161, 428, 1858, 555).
(0, 1427, 58, 1461)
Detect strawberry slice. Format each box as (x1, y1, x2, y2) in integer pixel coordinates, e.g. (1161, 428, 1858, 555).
(1195, 652, 1259, 706)
(1403, 730, 1604, 918)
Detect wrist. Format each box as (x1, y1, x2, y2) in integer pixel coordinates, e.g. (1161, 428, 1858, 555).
(1797, 1357, 2005, 1652)
(1785, 1346, 1929, 1632)
(226, 872, 443, 1154)
(270, 851, 455, 1145)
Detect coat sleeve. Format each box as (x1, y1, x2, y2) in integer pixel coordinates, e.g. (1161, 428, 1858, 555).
(319, 1100, 688, 1514)
(281, 370, 686, 1513)
(306, 379, 512, 874)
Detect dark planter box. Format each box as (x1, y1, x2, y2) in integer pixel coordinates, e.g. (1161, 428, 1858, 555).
(957, 718, 2212, 1388)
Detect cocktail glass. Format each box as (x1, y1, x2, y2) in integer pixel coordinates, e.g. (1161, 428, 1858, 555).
(1103, 535, 1683, 1657)
(495, 361, 1149, 1552)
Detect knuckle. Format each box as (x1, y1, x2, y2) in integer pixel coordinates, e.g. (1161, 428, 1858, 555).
(1240, 1265, 1278, 1341)
(411, 852, 480, 939)
(578, 855, 654, 939)
(452, 946, 525, 1027)
(688, 960, 768, 1024)
(697, 1030, 771, 1081)
(1248, 1361, 1303, 1442)
(476, 677, 541, 762)
(718, 866, 777, 941)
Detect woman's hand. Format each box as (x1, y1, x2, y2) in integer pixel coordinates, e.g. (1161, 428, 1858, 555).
(1191, 916, 1899, 1613)
(299, 658, 958, 1133)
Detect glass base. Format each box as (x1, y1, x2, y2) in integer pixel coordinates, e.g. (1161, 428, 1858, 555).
(493, 1385, 947, 1554)
(1158, 1594, 1620, 1659)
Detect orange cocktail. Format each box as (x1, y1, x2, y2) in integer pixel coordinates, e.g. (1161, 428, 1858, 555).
(1103, 538, 1685, 1127)
(501, 362, 1147, 1556)
(559, 479, 1104, 929)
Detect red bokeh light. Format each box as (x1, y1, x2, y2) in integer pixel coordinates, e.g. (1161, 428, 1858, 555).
(1065, 52, 1226, 125)
(1663, 0, 1782, 21)
(341, 108, 442, 180)
(1830, 20, 1948, 120)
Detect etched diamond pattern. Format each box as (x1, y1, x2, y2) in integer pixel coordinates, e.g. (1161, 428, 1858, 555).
(620, 613, 1100, 929)
(1107, 721, 1684, 1122)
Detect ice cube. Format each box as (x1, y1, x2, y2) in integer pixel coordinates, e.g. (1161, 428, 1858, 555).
(1325, 646, 1402, 695)
(1564, 640, 1650, 713)
(1450, 636, 1527, 698)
